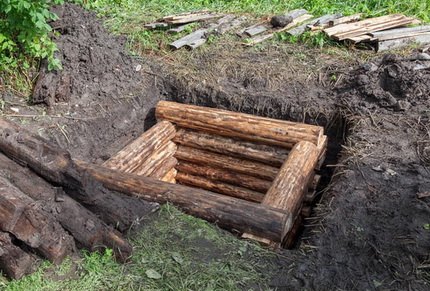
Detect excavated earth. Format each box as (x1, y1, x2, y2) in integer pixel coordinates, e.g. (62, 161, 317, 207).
(3, 3, 430, 290)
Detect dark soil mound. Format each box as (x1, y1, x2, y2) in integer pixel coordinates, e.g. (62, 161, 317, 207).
(28, 3, 162, 161)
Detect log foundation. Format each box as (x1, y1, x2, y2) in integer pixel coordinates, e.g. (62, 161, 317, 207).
(100, 101, 328, 248)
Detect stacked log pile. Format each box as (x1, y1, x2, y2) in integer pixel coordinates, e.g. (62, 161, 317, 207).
(101, 101, 327, 249)
(0, 118, 155, 279)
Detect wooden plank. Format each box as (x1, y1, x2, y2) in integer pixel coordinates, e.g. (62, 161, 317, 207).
(158, 10, 210, 21)
(144, 22, 169, 29)
(370, 25, 430, 38)
(168, 23, 191, 34)
(287, 13, 342, 36)
(246, 14, 313, 46)
(377, 33, 430, 52)
(174, 145, 279, 181)
(176, 172, 265, 203)
(214, 16, 246, 35)
(170, 29, 207, 49)
(335, 17, 418, 40)
(184, 38, 207, 50)
(324, 14, 406, 37)
(329, 13, 363, 26)
(165, 13, 222, 24)
(244, 23, 271, 37)
(75, 160, 294, 244)
(156, 97, 324, 148)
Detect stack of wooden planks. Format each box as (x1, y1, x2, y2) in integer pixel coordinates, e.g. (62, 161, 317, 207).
(98, 101, 328, 248)
(144, 10, 223, 29)
(321, 13, 429, 52)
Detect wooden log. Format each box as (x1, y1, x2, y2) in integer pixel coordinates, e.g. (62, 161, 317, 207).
(262, 141, 320, 218)
(176, 161, 272, 193)
(0, 177, 76, 264)
(156, 101, 324, 147)
(133, 141, 177, 176)
(103, 120, 176, 173)
(150, 156, 178, 180)
(75, 160, 293, 243)
(282, 214, 303, 249)
(377, 33, 430, 52)
(0, 232, 36, 280)
(176, 172, 265, 203)
(173, 128, 288, 166)
(144, 22, 169, 29)
(174, 145, 279, 181)
(0, 153, 132, 262)
(161, 167, 177, 183)
(0, 117, 156, 232)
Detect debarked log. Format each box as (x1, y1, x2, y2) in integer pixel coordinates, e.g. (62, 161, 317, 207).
(174, 145, 279, 181)
(0, 117, 154, 232)
(156, 101, 324, 147)
(0, 153, 132, 262)
(176, 172, 265, 203)
(75, 160, 293, 244)
(133, 141, 177, 177)
(173, 127, 288, 166)
(263, 141, 320, 218)
(103, 120, 176, 173)
(175, 161, 272, 193)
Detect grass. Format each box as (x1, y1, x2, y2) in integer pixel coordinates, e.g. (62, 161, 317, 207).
(1, 204, 275, 291)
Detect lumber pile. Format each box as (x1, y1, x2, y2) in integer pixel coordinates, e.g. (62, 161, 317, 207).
(101, 101, 328, 248)
(0, 117, 155, 280)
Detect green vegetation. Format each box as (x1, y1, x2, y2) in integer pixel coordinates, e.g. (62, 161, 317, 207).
(1, 204, 274, 290)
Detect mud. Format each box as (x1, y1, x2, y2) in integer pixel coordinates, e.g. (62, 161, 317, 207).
(4, 3, 430, 290)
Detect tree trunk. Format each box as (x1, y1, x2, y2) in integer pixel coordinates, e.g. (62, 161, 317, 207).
(176, 161, 271, 193)
(0, 153, 132, 262)
(0, 232, 37, 280)
(173, 128, 288, 166)
(175, 145, 279, 180)
(0, 117, 155, 232)
(156, 101, 324, 147)
(75, 160, 293, 244)
(0, 176, 76, 264)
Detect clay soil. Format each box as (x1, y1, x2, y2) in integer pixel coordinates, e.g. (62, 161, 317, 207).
(2, 3, 430, 290)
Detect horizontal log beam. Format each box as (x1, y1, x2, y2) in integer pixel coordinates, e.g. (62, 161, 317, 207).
(176, 161, 271, 193)
(133, 141, 177, 176)
(176, 172, 265, 203)
(151, 157, 178, 180)
(173, 128, 288, 166)
(103, 120, 176, 173)
(174, 145, 279, 181)
(75, 160, 293, 244)
(156, 101, 324, 147)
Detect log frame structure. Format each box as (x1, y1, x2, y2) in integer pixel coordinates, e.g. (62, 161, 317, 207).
(101, 101, 328, 248)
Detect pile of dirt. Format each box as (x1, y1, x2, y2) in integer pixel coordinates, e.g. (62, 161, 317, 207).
(27, 3, 163, 161)
(9, 2, 430, 290)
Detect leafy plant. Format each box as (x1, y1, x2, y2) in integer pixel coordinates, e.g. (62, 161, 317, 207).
(0, 0, 64, 72)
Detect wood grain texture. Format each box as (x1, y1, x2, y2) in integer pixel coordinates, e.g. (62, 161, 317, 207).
(173, 128, 288, 166)
(133, 141, 177, 176)
(151, 157, 178, 180)
(156, 101, 324, 147)
(174, 145, 279, 181)
(176, 172, 265, 202)
(176, 161, 272, 193)
(262, 141, 320, 218)
(76, 160, 293, 243)
(103, 120, 176, 173)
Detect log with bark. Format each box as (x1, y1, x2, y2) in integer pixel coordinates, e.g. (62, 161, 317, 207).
(156, 101, 324, 147)
(75, 160, 293, 244)
(0, 117, 155, 232)
(0, 153, 133, 262)
(173, 127, 288, 166)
